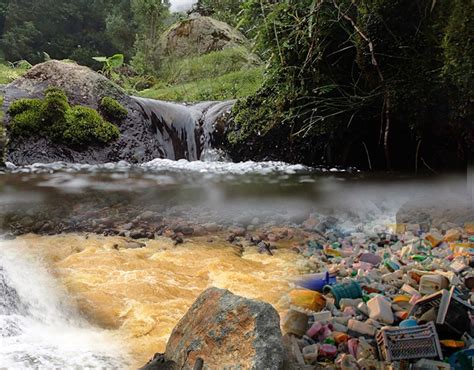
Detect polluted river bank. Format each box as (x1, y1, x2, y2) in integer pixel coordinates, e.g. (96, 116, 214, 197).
(0, 160, 473, 369)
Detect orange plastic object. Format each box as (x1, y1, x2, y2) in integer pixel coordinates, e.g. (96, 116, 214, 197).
(395, 311, 408, 320)
(465, 223, 474, 235)
(393, 295, 411, 303)
(289, 289, 326, 312)
(440, 340, 464, 348)
(333, 332, 349, 344)
(425, 233, 443, 247)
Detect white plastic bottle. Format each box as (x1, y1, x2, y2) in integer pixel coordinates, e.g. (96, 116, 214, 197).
(367, 295, 394, 324)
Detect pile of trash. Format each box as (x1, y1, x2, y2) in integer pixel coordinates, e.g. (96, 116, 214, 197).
(284, 222, 474, 369)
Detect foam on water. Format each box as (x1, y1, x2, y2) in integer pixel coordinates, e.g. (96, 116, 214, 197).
(0, 242, 129, 369)
(5, 158, 309, 175)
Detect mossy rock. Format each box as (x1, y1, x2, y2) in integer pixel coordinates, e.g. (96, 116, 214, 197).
(63, 106, 120, 145)
(161, 16, 247, 58)
(99, 96, 128, 121)
(7, 87, 120, 146)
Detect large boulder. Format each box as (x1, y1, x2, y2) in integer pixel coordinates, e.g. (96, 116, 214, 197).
(164, 287, 285, 370)
(161, 16, 247, 58)
(1, 60, 231, 165)
(2, 60, 160, 165)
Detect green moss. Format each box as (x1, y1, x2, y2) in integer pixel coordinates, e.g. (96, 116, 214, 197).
(10, 109, 42, 137)
(7, 87, 120, 146)
(99, 97, 128, 121)
(63, 106, 120, 145)
(8, 98, 42, 116)
(40, 87, 70, 124)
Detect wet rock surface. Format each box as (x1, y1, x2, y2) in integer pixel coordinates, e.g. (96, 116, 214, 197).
(2, 61, 234, 165)
(164, 287, 285, 370)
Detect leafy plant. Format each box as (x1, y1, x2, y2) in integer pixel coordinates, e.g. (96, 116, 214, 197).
(92, 54, 124, 78)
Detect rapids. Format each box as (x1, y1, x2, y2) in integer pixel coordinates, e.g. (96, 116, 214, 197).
(3, 234, 307, 368)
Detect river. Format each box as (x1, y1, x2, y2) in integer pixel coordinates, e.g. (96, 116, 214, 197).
(0, 158, 471, 368)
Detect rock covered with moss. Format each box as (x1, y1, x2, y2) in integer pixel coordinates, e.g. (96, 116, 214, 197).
(8, 87, 120, 146)
(161, 16, 247, 59)
(1, 60, 202, 165)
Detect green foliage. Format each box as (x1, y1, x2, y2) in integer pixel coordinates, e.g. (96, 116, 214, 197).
(160, 47, 260, 85)
(139, 66, 264, 102)
(99, 97, 128, 121)
(0, 1, 120, 66)
(130, 0, 171, 74)
(196, 0, 244, 27)
(0, 62, 28, 84)
(93, 54, 125, 78)
(229, 0, 473, 169)
(7, 87, 120, 146)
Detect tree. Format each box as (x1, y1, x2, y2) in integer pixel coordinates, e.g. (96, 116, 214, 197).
(229, 0, 472, 170)
(130, 0, 170, 74)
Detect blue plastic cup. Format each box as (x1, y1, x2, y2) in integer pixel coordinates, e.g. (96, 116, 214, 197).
(298, 272, 336, 292)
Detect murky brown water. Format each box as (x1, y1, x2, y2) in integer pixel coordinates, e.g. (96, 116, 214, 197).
(9, 233, 307, 367)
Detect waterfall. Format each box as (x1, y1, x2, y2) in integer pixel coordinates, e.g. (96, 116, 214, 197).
(133, 97, 235, 161)
(0, 241, 128, 369)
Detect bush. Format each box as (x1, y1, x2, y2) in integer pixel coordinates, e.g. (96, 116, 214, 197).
(7, 87, 120, 146)
(99, 97, 128, 121)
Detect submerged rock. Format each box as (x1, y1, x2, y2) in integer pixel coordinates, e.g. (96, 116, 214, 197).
(164, 287, 285, 370)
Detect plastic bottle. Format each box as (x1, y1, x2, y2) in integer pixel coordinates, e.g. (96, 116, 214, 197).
(347, 319, 376, 337)
(282, 309, 308, 336)
(367, 296, 394, 324)
(302, 344, 319, 362)
(419, 274, 449, 295)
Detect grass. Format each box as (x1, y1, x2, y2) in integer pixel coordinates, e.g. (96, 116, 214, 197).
(0, 62, 29, 84)
(159, 47, 261, 85)
(137, 47, 265, 102)
(138, 66, 265, 102)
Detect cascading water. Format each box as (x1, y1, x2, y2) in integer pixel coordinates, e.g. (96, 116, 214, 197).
(0, 241, 129, 369)
(132, 97, 235, 161)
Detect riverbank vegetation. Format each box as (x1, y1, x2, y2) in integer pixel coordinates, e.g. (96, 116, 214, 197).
(0, 0, 472, 170)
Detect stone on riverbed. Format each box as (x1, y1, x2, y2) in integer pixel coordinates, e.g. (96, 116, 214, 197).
(164, 287, 285, 370)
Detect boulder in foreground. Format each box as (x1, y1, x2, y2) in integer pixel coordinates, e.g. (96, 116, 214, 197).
(164, 287, 285, 370)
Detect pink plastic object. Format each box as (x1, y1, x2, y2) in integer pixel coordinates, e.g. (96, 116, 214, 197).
(347, 338, 358, 358)
(320, 344, 337, 358)
(306, 322, 323, 338)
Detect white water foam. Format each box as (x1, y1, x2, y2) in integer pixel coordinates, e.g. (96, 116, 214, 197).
(0, 242, 129, 369)
(5, 158, 310, 175)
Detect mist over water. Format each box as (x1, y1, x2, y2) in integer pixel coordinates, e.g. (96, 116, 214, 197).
(1, 159, 471, 232)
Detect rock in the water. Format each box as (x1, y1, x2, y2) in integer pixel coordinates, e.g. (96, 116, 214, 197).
(165, 287, 285, 370)
(139, 353, 178, 370)
(161, 17, 247, 58)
